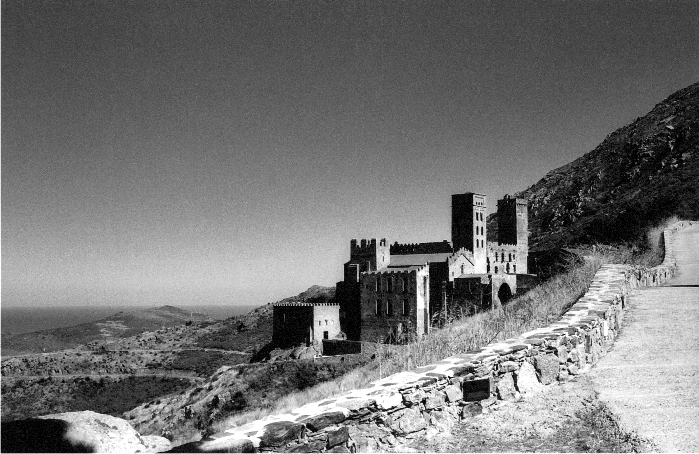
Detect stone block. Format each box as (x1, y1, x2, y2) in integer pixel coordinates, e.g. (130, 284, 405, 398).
(326, 426, 349, 448)
(462, 377, 492, 402)
(375, 392, 403, 411)
(499, 361, 519, 372)
(259, 421, 305, 448)
(301, 412, 346, 431)
(533, 354, 559, 385)
(387, 408, 427, 435)
(515, 362, 544, 394)
(424, 392, 446, 410)
(556, 345, 568, 364)
(444, 384, 462, 403)
(402, 389, 425, 406)
(568, 364, 580, 375)
(495, 372, 517, 401)
(460, 402, 482, 418)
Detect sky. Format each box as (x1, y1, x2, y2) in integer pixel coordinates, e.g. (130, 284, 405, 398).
(3, 1, 699, 309)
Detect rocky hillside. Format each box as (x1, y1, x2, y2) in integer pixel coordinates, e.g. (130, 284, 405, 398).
(491, 82, 699, 251)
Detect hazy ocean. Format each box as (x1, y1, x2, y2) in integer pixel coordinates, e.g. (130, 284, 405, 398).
(1, 304, 259, 335)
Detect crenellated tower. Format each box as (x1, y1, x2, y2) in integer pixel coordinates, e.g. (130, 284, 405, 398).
(343, 238, 390, 283)
(497, 196, 528, 273)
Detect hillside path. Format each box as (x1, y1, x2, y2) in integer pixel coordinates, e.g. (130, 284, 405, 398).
(589, 224, 699, 452)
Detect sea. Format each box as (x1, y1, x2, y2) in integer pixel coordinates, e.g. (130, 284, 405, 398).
(1, 304, 260, 335)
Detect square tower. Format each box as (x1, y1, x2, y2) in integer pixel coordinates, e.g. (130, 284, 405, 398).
(497, 196, 528, 248)
(343, 238, 390, 283)
(452, 193, 487, 273)
(497, 196, 528, 274)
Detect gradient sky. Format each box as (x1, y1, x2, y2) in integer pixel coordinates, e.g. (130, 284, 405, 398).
(3, 1, 699, 308)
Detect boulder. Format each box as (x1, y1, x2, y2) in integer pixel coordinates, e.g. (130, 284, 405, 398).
(495, 372, 517, 401)
(1, 410, 157, 453)
(515, 361, 544, 394)
(533, 354, 559, 385)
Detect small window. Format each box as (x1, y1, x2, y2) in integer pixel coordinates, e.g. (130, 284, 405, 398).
(495, 266, 499, 274)
(402, 299, 409, 316)
(323, 331, 329, 340)
(461, 264, 465, 274)
(401, 278, 406, 292)
(506, 263, 510, 273)
(318, 320, 321, 326)
(325, 320, 328, 325)
(374, 279, 378, 292)
(513, 265, 516, 273)
(509, 253, 512, 261)
(386, 300, 393, 316)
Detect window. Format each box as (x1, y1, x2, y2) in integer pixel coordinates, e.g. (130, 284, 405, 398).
(461, 264, 465, 274)
(387, 277, 394, 293)
(403, 299, 409, 316)
(506, 263, 510, 273)
(374, 279, 378, 292)
(513, 265, 516, 273)
(495, 266, 499, 274)
(401, 278, 406, 292)
(325, 320, 328, 325)
(508, 253, 512, 261)
(323, 331, 329, 340)
(386, 300, 393, 316)
(318, 321, 322, 326)
(375, 299, 379, 316)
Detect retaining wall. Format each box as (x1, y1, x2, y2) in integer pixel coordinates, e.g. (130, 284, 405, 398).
(177, 222, 694, 453)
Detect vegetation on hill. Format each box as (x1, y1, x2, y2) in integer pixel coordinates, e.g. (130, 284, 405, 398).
(490, 82, 699, 251)
(1, 306, 213, 356)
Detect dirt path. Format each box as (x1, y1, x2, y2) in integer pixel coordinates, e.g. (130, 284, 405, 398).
(416, 376, 648, 452)
(588, 225, 699, 452)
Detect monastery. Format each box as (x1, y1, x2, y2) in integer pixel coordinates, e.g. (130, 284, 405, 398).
(273, 192, 533, 349)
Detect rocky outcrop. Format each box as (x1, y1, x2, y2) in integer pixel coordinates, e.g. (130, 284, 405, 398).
(1, 410, 170, 453)
(488, 82, 699, 250)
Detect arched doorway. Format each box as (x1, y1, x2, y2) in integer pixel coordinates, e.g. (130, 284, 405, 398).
(498, 283, 513, 304)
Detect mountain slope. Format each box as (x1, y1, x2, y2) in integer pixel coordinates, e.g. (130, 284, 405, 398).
(1, 306, 213, 356)
(497, 82, 699, 251)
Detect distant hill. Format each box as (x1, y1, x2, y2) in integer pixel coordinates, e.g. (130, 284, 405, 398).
(489, 82, 699, 251)
(1, 306, 213, 356)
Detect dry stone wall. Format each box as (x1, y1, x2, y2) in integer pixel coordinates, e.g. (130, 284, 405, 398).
(177, 222, 694, 453)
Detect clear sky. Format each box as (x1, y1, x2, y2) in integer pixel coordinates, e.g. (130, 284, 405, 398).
(3, 1, 699, 308)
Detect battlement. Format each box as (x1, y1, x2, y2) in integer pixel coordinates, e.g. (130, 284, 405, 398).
(273, 301, 341, 307)
(390, 240, 453, 255)
(350, 238, 388, 253)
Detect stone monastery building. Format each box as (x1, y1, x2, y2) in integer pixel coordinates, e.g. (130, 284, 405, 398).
(335, 192, 530, 343)
(273, 192, 531, 349)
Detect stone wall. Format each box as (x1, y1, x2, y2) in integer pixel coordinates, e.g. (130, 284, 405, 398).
(181, 222, 694, 453)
